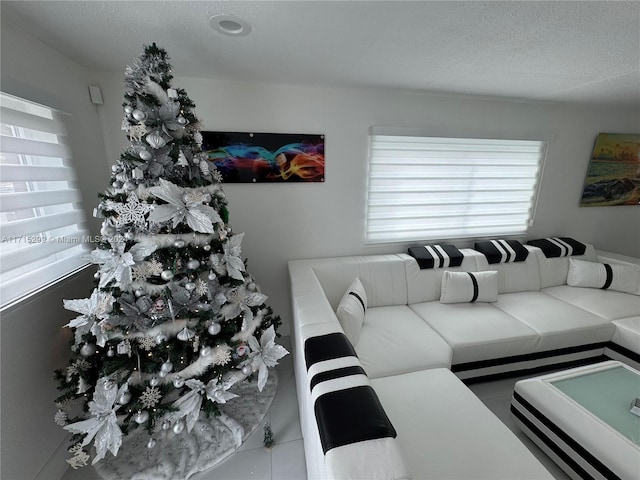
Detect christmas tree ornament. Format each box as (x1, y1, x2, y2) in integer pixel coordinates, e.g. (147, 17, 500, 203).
(132, 109, 146, 121)
(173, 420, 185, 434)
(134, 411, 149, 424)
(80, 343, 97, 357)
(173, 376, 185, 388)
(55, 43, 287, 472)
(187, 259, 200, 270)
(160, 270, 174, 280)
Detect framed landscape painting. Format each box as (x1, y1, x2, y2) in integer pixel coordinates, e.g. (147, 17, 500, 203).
(201, 131, 325, 183)
(579, 133, 640, 206)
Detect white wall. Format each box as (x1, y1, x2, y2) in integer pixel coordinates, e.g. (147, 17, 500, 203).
(95, 73, 640, 337)
(1, 18, 110, 480)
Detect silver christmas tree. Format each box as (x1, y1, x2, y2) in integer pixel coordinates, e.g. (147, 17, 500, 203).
(54, 44, 287, 467)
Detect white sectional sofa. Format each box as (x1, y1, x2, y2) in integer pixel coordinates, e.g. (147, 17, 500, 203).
(288, 240, 640, 479)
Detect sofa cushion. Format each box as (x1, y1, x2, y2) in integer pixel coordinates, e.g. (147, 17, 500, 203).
(335, 277, 367, 344)
(532, 244, 599, 288)
(475, 245, 542, 293)
(494, 291, 615, 351)
(567, 258, 640, 295)
(440, 270, 498, 303)
(410, 301, 539, 365)
(309, 255, 408, 308)
(404, 249, 481, 304)
(354, 306, 452, 378)
(611, 317, 640, 355)
(371, 368, 554, 479)
(527, 237, 587, 258)
(543, 285, 640, 321)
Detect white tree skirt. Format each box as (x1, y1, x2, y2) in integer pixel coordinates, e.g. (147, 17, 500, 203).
(94, 372, 278, 480)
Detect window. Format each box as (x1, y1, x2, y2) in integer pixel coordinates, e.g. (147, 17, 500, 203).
(0, 92, 90, 309)
(365, 130, 548, 244)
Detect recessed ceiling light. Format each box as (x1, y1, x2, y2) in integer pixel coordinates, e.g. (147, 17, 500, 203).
(209, 14, 252, 36)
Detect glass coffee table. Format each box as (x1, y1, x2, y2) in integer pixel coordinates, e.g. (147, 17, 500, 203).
(510, 361, 640, 480)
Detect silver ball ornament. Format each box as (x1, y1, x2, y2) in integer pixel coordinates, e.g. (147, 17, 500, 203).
(187, 259, 200, 270)
(118, 391, 132, 405)
(185, 282, 196, 291)
(173, 420, 185, 434)
(107, 347, 115, 357)
(112, 180, 123, 189)
(241, 364, 253, 375)
(160, 270, 174, 281)
(94, 271, 101, 279)
(162, 420, 171, 430)
(139, 149, 152, 161)
(173, 376, 185, 388)
(124, 105, 134, 114)
(135, 411, 149, 424)
(150, 377, 160, 387)
(208, 323, 221, 335)
(135, 288, 146, 297)
(203, 244, 211, 252)
(132, 109, 146, 121)
(160, 361, 173, 374)
(80, 343, 96, 357)
(208, 272, 216, 281)
(174, 239, 186, 248)
(177, 116, 187, 125)
(147, 438, 156, 449)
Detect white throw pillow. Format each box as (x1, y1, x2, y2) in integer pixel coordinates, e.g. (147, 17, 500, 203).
(440, 270, 498, 303)
(567, 258, 640, 295)
(336, 277, 367, 344)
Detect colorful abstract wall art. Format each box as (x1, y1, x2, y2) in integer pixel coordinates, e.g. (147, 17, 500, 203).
(201, 132, 325, 183)
(579, 133, 640, 206)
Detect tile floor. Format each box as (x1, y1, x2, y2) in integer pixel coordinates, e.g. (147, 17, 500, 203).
(64, 345, 576, 480)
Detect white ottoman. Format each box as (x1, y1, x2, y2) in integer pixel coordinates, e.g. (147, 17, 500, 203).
(511, 361, 640, 480)
(606, 317, 640, 369)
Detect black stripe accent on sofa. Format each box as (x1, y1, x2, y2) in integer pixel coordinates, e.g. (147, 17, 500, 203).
(349, 291, 366, 311)
(309, 366, 367, 391)
(314, 385, 397, 454)
(463, 356, 607, 385)
(512, 392, 621, 480)
(606, 342, 640, 364)
(467, 272, 479, 302)
(602, 264, 613, 289)
(305, 333, 357, 370)
(452, 342, 609, 373)
(474, 239, 528, 264)
(527, 237, 587, 258)
(510, 404, 596, 480)
(408, 244, 463, 269)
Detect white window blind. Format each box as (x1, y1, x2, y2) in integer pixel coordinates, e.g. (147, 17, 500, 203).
(0, 92, 90, 309)
(366, 134, 547, 244)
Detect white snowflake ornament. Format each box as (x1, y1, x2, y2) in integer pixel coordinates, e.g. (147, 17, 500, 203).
(110, 193, 153, 227)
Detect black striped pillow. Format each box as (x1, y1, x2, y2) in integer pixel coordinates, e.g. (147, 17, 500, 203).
(567, 258, 640, 295)
(527, 237, 586, 258)
(474, 239, 529, 264)
(408, 244, 464, 269)
(440, 270, 499, 303)
(336, 278, 367, 344)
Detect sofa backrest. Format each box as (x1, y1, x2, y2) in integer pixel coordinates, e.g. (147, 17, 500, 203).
(474, 245, 542, 293)
(533, 244, 598, 288)
(404, 249, 481, 304)
(306, 254, 408, 309)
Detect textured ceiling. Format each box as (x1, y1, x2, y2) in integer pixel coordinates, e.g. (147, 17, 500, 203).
(2, 0, 640, 106)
